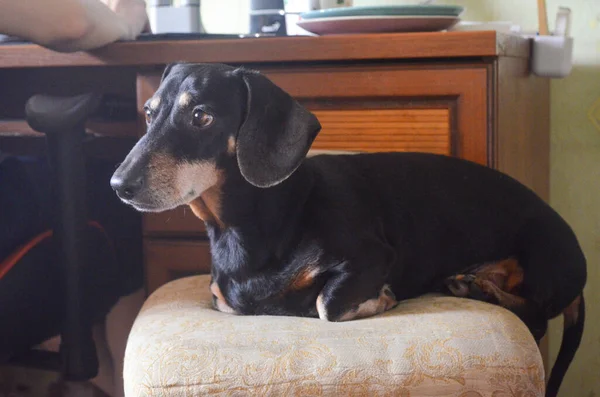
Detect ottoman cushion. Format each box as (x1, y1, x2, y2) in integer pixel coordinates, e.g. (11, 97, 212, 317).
(124, 275, 544, 396)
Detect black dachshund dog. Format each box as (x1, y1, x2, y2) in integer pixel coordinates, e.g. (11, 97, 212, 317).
(111, 63, 586, 397)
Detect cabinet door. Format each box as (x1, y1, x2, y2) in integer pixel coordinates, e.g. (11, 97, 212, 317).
(310, 108, 450, 154)
(137, 63, 490, 237)
(262, 63, 489, 163)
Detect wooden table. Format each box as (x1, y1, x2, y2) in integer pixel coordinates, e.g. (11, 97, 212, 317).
(0, 31, 550, 365)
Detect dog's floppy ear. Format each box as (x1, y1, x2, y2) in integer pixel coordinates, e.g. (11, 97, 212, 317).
(235, 70, 321, 188)
(160, 62, 189, 82)
(161, 63, 176, 81)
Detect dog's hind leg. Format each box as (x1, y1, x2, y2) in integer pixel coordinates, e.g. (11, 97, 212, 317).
(444, 274, 493, 302)
(476, 279, 548, 343)
(444, 258, 524, 303)
(444, 260, 548, 344)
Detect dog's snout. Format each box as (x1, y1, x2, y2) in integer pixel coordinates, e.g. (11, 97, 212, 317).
(110, 173, 144, 200)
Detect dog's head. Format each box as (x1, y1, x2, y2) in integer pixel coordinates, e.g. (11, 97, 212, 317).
(110, 63, 321, 212)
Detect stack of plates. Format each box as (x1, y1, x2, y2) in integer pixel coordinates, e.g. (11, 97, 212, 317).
(297, 5, 464, 35)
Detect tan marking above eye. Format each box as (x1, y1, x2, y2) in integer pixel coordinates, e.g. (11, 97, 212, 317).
(149, 96, 161, 110)
(178, 92, 192, 107)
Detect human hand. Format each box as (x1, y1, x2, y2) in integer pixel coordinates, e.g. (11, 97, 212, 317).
(101, 0, 151, 39)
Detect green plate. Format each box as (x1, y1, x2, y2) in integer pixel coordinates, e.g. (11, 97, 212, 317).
(300, 5, 465, 20)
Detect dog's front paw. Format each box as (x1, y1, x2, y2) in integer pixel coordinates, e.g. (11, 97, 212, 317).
(210, 282, 238, 315)
(316, 284, 398, 322)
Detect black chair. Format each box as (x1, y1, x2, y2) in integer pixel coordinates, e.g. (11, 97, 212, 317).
(7, 93, 104, 381)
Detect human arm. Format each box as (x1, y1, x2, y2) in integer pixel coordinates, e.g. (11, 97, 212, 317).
(0, 0, 149, 52)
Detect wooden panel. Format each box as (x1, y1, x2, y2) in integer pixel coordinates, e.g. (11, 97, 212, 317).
(492, 56, 550, 371)
(262, 64, 489, 165)
(0, 31, 530, 69)
(311, 108, 450, 154)
(493, 56, 550, 200)
(144, 239, 212, 295)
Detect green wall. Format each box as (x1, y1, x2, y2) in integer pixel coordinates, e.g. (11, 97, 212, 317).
(439, 2, 600, 396)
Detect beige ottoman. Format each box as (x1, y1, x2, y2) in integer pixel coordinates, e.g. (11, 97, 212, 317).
(124, 276, 545, 397)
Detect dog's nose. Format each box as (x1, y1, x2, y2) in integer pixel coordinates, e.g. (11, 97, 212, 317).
(110, 174, 143, 200)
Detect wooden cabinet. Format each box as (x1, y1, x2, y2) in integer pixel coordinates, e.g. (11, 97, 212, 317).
(144, 239, 211, 295)
(311, 108, 451, 155)
(143, 208, 206, 236)
(138, 55, 548, 295)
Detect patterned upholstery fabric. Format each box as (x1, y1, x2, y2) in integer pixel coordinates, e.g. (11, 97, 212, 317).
(124, 275, 545, 397)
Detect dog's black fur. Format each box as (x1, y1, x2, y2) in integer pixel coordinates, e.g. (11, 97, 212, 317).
(111, 63, 586, 397)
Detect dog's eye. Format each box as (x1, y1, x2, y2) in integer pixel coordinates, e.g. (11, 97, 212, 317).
(192, 109, 214, 128)
(144, 107, 152, 124)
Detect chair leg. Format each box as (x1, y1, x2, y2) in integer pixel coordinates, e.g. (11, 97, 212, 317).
(24, 92, 103, 381)
(46, 129, 98, 381)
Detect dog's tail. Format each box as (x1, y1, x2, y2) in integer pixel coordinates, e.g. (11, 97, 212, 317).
(545, 294, 585, 397)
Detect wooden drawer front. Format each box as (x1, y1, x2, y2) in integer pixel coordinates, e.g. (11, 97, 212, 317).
(144, 208, 206, 236)
(144, 239, 211, 294)
(265, 65, 488, 165)
(310, 108, 450, 154)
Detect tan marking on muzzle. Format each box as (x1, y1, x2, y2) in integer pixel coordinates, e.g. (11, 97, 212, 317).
(147, 153, 179, 198)
(176, 161, 220, 197)
(148, 153, 221, 207)
(178, 91, 192, 107)
(227, 136, 236, 156)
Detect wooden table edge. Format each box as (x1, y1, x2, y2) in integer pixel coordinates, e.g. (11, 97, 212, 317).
(0, 31, 531, 69)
